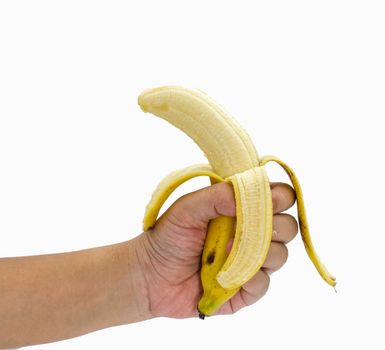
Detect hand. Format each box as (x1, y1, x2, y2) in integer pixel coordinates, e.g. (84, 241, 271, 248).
(139, 182, 298, 318)
(1, 182, 298, 348)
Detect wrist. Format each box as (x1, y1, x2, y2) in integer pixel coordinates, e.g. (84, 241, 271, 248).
(111, 235, 154, 324)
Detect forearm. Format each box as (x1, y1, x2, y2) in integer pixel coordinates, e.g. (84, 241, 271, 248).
(0, 235, 152, 348)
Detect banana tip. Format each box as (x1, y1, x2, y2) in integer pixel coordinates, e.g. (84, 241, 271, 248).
(198, 311, 206, 320)
(137, 95, 148, 112)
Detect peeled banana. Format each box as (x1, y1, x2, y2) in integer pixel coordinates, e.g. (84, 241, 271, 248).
(138, 86, 336, 319)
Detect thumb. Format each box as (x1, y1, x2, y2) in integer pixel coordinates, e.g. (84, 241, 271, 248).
(162, 182, 236, 231)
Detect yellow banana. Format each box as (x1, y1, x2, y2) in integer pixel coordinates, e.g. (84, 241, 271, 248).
(138, 86, 336, 318)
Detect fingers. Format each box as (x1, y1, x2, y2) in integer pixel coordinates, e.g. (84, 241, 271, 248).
(215, 269, 270, 314)
(262, 242, 288, 272)
(231, 243, 287, 313)
(219, 242, 288, 314)
(271, 182, 296, 214)
(272, 213, 298, 243)
(167, 182, 236, 230)
(205, 182, 296, 316)
(225, 213, 298, 252)
(161, 181, 295, 232)
(237, 270, 270, 309)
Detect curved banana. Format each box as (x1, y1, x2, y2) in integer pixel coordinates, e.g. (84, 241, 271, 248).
(138, 86, 336, 318)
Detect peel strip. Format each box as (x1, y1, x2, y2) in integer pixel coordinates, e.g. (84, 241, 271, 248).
(260, 156, 336, 286)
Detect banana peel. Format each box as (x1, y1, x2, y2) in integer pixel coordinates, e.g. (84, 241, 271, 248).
(138, 86, 336, 318)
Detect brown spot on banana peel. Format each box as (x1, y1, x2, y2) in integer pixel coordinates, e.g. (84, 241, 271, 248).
(206, 251, 215, 265)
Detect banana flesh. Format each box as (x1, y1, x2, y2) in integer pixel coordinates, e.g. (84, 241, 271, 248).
(217, 167, 273, 289)
(138, 86, 336, 318)
(138, 86, 259, 178)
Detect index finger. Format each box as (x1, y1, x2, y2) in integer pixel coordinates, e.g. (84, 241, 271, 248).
(271, 182, 296, 214)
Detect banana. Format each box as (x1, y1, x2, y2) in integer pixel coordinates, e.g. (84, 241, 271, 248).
(138, 86, 336, 318)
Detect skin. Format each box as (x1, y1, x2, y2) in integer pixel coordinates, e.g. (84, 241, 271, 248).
(0, 182, 297, 348)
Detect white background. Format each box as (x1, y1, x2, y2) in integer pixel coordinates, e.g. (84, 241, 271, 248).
(0, 1, 384, 349)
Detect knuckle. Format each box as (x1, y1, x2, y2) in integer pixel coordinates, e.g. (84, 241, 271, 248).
(282, 213, 299, 235)
(278, 182, 296, 199)
(289, 215, 299, 235)
(212, 182, 236, 216)
(272, 185, 296, 213)
(281, 244, 289, 264)
(284, 182, 296, 197)
(260, 271, 270, 295)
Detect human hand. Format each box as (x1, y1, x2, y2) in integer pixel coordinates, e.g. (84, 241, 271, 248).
(138, 182, 298, 318)
(1, 181, 299, 348)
